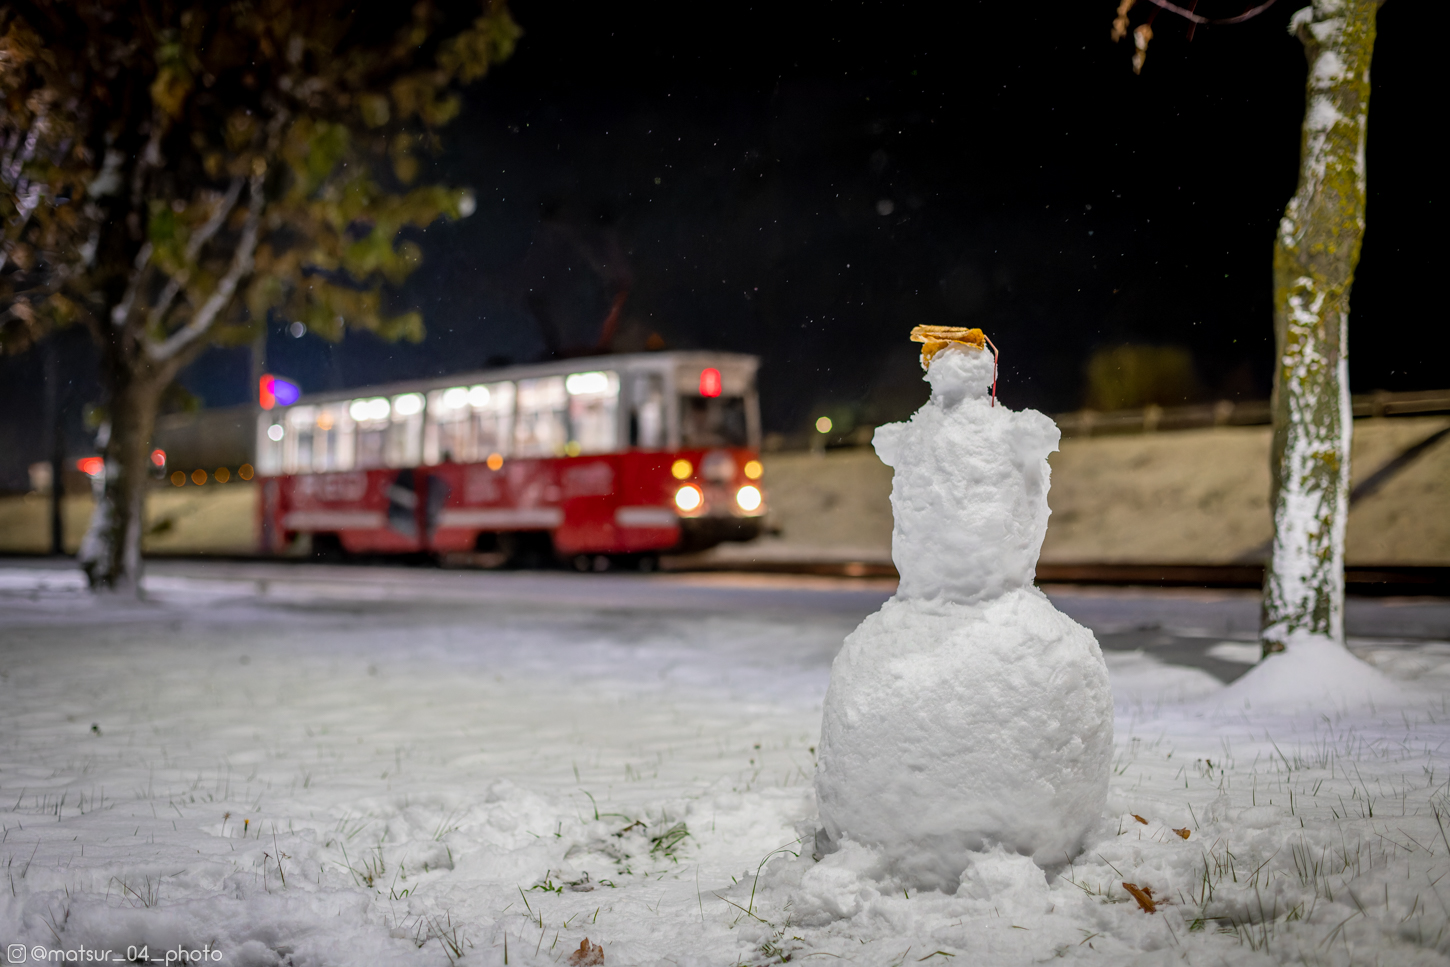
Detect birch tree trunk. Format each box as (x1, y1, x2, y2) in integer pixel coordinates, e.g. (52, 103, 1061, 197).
(1262, 0, 1380, 656)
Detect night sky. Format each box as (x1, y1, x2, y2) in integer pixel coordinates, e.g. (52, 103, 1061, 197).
(1, 0, 1437, 483)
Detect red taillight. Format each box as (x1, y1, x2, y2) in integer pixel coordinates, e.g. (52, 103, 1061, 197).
(150, 449, 166, 467)
(259, 374, 276, 410)
(699, 367, 722, 398)
(76, 457, 104, 477)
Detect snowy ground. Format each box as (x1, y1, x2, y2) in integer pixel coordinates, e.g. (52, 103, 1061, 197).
(2, 561, 1450, 966)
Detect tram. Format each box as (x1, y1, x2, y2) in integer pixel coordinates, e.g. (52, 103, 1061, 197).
(253, 351, 766, 568)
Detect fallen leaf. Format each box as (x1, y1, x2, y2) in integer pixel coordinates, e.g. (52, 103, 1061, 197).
(568, 938, 605, 966)
(1122, 882, 1156, 914)
(1172, 827, 1191, 840)
(1131, 814, 1148, 825)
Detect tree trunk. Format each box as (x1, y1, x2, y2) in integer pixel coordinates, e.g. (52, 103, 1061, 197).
(77, 358, 165, 595)
(1262, 0, 1379, 656)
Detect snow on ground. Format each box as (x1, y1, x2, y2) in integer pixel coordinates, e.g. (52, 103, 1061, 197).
(2, 563, 1450, 966)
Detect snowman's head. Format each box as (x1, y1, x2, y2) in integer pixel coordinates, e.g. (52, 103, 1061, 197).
(924, 344, 995, 409)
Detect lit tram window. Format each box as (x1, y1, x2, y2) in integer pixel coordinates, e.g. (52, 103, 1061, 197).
(350, 398, 390, 422)
(566, 371, 612, 395)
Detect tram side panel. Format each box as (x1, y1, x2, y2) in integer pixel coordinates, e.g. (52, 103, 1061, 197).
(430, 457, 564, 553)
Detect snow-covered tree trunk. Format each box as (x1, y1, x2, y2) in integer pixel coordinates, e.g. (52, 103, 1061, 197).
(78, 368, 165, 595)
(1262, 0, 1380, 656)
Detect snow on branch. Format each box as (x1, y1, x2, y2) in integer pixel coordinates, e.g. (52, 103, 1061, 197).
(146, 169, 265, 364)
(145, 176, 246, 333)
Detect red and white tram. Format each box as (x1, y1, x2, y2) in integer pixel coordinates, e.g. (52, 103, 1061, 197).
(253, 351, 767, 568)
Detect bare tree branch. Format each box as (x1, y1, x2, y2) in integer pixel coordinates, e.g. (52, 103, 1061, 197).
(1138, 0, 1279, 25)
(0, 112, 48, 273)
(145, 170, 264, 363)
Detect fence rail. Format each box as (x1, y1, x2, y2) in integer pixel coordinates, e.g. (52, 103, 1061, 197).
(1056, 389, 1450, 438)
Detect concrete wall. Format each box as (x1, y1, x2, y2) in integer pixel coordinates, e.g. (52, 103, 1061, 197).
(1, 415, 1445, 564)
(708, 414, 1450, 567)
(0, 483, 256, 555)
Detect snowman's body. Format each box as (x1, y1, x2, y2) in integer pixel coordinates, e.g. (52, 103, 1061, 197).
(814, 345, 1113, 891)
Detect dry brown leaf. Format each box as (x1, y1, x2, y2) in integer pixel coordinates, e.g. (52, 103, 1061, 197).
(1122, 882, 1157, 914)
(1131, 814, 1148, 825)
(568, 938, 605, 966)
(1132, 24, 1153, 74)
(1172, 827, 1191, 840)
(908, 325, 987, 369)
(1111, 0, 1136, 41)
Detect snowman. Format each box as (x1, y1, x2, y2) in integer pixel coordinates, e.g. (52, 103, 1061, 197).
(813, 327, 1113, 891)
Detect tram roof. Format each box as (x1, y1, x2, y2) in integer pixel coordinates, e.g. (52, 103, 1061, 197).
(283, 350, 760, 406)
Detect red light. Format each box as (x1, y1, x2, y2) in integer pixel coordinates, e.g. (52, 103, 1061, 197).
(76, 457, 104, 478)
(259, 374, 276, 410)
(150, 449, 166, 467)
(699, 367, 722, 398)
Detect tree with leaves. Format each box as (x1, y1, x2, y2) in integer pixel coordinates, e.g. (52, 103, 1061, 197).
(1113, 0, 1383, 661)
(0, 0, 518, 593)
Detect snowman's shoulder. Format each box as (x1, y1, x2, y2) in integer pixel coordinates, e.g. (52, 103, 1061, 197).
(871, 420, 910, 467)
(1004, 406, 1062, 455)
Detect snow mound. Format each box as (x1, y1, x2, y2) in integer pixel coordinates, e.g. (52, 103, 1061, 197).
(1212, 634, 1406, 711)
(815, 344, 1114, 891)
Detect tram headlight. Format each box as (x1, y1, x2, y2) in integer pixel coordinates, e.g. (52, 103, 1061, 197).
(674, 484, 703, 513)
(735, 485, 762, 512)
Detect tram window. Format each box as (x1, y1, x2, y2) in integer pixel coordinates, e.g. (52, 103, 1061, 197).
(680, 395, 748, 448)
(629, 374, 665, 449)
(566, 371, 619, 455)
(473, 381, 514, 459)
(311, 404, 352, 472)
(426, 387, 471, 464)
(284, 406, 317, 473)
(514, 376, 568, 457)
(349, 396, 391, 469)
(425, 381, 514, 464)
(387, 393, 425, 467)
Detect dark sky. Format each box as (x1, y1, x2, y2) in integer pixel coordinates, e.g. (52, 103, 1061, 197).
(2, 0, 1437, 482)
